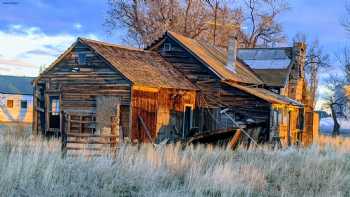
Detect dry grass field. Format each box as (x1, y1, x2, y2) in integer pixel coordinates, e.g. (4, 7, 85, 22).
(1, 125, 350, 196)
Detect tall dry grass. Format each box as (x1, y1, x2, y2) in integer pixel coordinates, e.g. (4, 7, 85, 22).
(1, 127, 350, 196)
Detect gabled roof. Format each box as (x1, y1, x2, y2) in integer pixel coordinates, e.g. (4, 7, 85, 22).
(158, 31, 263, 85)
(0, 75, 34, 95)
(38, 38, 197, 91)
(237, 48, 293, 87)
(224, 81, 303, 106)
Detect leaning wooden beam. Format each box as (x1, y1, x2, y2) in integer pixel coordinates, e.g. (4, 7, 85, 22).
(227, 129, 241, 150)
(138, 115, 155, 145)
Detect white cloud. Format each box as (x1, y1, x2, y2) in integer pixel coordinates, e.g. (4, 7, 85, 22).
(74, 23, 83, 30)
(0, 25, 98, 76)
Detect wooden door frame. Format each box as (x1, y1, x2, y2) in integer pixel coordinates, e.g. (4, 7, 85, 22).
(183, 104, 194, 138)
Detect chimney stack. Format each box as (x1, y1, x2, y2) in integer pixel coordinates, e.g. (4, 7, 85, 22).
(293, 42, 307, 78)
(226, 36, 237, 73)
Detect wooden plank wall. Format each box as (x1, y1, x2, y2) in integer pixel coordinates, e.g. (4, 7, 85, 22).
(35, 41, 132, 135)
(156, 37, 222, 108)
(154, 38, 272, 136)
(156, 88, 196, 142)
(131, 88, 158, 142)
(131, 87, 197, 143)
(220, 83, 271, 122)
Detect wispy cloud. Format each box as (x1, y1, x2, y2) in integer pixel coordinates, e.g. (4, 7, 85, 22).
(0, 24, 98, 76)
(74, 23, 83, 30)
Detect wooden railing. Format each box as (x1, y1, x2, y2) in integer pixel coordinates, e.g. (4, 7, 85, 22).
(62, 112, 123, 156)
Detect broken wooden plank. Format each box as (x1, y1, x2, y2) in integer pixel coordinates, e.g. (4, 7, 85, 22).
(227, 129, 241, 150)
(138, 115, 155, 144)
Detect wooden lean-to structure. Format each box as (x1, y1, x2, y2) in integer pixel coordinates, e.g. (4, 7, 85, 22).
(33, 31, 318, 151)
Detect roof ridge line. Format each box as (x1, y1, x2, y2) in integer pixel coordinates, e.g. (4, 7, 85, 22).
(79, 37, 145, 52)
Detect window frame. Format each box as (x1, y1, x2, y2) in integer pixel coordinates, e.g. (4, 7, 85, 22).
(78, 52, 87, 65)
(20, 100, 27, 109)
(49, 96, 60, 116)
(6, 99, 13, 108)
(162, 43, 172, 52)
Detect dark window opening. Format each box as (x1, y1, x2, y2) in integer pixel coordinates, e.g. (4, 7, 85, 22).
(20, 100, 27, 109)
(162, 43, 172, 52)
(78, 53, 86, 65)
(7, 100, 13, 108)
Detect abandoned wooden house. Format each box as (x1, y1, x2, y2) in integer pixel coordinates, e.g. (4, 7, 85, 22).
(33, 31, 318, 148)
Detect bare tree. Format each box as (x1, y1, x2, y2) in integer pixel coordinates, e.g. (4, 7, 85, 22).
(239, 0, 289, 47)
(293, 34, 331, 108)
(105, 0, 289, 48)
(105, 0, 210, 47)
(323, 74, 347, 136)
(341, 1, 350, 34)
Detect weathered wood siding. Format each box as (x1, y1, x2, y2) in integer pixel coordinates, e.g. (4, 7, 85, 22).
(34, 41, 132, 135)
(155, 37, 222, 108)
(153, 37, 271, 134)
(131, 87, 158, 142)
(156, 88, 196, 142)
(131, 86, 196, 143)
(220, 83, 271, 122)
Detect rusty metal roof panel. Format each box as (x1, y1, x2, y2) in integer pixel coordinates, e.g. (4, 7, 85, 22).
(237, 48, 293, 69)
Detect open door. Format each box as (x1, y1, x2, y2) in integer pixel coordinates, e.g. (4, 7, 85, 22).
(48, 95, 60, 131)
(183, 105, 193, 138)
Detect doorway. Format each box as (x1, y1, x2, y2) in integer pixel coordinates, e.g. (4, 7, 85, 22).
(48, 96, 60, 130)
(183, 105, 193, 138)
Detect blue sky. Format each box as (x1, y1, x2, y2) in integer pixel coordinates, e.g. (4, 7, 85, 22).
(0, 0, 349, 79)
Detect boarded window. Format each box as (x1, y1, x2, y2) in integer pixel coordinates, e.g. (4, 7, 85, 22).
(96, 96, 120, 134)
(21, 100, 27, 109)
(7, 100, 13, 108)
